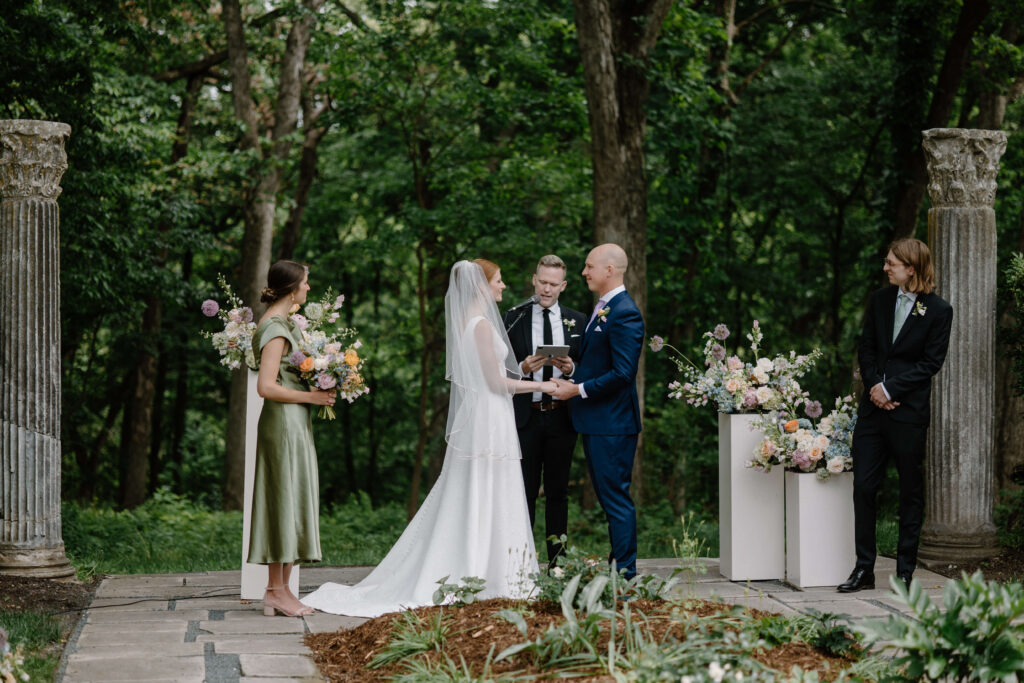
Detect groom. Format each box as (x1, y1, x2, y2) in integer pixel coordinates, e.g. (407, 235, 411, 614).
(551, 243, 644, 580)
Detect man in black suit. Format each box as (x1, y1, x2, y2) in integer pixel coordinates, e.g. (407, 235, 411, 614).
(503, 255, 588, 566)
(838, 238, 953, 593)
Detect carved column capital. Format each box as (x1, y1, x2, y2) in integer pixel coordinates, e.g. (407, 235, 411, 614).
(922, 128, 1007, 209)
(0, 120, 71, 201)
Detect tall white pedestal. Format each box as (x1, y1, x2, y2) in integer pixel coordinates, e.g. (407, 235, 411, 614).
(241, 369, 299, 600)
(785, 471, 855, 588)
(719, 413, 784, 581)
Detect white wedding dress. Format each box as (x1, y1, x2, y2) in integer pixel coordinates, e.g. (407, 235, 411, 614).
(302, 265, 539, 618)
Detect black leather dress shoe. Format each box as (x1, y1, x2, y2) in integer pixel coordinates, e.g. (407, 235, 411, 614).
(837, 568, 875, 593)
(896, 572, 912, 591)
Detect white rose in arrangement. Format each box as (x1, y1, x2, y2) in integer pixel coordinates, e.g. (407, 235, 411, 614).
(725, 378, 743, 394)
(756, 357, 774, 373)
(550, 567, 564, 578)
(827, 457, 846, 473)
(818, 416, 834, 435)
(314, 356, 329, 371)
(727, 356, 744, 371)
(813, 434, 830, 451)
(752, 368, 769, 384)
(755, 386, 775, 404)
(224, 321, 242, 337)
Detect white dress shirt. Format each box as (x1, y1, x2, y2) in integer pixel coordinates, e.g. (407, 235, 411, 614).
(529, 302, 566, 401)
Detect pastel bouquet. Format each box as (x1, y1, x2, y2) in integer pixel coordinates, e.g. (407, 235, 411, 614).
(200, 275, 257, 371)
(649, 321, 821, 414)
(283, 292, 368, 419)
(748, 395, 857, 480)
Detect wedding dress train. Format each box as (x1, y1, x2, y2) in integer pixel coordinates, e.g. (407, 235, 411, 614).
(302, 307, 539, 617)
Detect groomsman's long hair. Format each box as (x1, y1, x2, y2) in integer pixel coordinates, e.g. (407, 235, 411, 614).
(889, 238, 936, 294)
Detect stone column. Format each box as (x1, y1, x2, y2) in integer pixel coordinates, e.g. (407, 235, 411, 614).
(918, 127, 1006, 563)
(0, 120, 74, 578)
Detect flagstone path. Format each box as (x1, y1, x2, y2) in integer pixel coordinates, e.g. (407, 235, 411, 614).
(57, 557, 947, 682)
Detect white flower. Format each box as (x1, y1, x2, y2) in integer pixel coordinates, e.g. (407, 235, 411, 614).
(752, 368, 769, 384)
(813, 434, 830, 451)
(313, 356, 329, 371)
(708, 662, 725, 682)
(305, 302, 324, 320)
(224, 321, 242, 337)
(827, 457, 845, 473)
(756, 357, 774, 373)
(819, 416, 834, 435)
(755, 386, 775, 404)
(550, 567, 564, 578)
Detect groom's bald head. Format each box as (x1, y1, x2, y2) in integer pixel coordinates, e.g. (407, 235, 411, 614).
(583, 243, 627, 295)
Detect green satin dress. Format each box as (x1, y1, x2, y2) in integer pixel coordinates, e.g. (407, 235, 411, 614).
(246, 315, 322, 565)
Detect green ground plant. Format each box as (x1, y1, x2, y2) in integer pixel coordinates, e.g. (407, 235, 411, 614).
(432, 576, 487, 607)
(368, 611, 452, 670)
(0, 614, 61, 681)
(858, 572, 1024, 681)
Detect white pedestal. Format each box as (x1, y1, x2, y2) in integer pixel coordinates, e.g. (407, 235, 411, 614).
(719, 413, 784, 581)
(785, 471, 855, 588)
(241, 369, 300, 600)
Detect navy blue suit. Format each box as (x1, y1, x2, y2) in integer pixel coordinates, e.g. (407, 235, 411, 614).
(569, 289, 644, 578)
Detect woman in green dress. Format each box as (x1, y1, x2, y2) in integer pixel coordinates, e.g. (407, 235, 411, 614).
(249, 260, 335, 617)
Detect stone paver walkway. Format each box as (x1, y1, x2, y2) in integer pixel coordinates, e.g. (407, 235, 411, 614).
(58, 558, 947, 682)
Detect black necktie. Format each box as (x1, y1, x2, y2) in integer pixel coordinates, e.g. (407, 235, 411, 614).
(542, 307, 553, 403)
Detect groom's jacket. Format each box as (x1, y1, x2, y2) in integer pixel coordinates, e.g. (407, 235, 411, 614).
(569, 290, 644, 435)
(503, 303, 588, 429)
(857, 285, 952, 425)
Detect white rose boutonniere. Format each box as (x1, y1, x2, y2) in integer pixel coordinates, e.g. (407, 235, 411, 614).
(563, 318, 576, 329)
(597, 306, 610, 323)
(912, 301, 927, 317)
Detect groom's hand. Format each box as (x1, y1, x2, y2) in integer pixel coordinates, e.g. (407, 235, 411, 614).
(550, 377, 580, 400)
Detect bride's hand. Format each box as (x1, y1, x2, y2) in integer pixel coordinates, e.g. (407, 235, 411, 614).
(309, 389, 336, 406)
(541, 381, 558, 394)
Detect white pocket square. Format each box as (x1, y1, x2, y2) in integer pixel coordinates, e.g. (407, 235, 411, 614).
(594, 325, 602, 332)
(571, 334, 580, 338)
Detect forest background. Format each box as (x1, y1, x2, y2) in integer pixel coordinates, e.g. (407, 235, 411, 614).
(3, 0, 1024, 550)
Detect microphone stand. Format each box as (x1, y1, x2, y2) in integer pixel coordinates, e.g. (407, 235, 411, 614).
(505, 305, 531, 333)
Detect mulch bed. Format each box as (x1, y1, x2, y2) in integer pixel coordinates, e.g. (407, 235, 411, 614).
(926, 547, 1024, 584)
(0, 574, 99, 660)
(305, 598, 853, 682)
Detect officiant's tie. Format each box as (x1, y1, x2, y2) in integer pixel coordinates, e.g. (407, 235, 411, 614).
(542, 307, 553, 404)
(892, 293, 911, 343)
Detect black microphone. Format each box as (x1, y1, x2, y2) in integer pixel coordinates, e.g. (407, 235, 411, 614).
(506, 294, 539, 312)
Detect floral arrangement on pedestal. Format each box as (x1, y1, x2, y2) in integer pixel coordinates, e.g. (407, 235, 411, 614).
(748, 395, 857, 480)
(649, 321, 821, 414)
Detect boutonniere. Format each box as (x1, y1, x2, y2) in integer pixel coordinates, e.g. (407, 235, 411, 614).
(563, 318, 576, 329)
(912, 301, 927, 317)
(597, 307, 610, 323)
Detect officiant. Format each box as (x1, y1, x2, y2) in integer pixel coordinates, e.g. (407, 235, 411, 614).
(503, 255, 588, 566)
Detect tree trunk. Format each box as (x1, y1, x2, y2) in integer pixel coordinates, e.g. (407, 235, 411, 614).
(279, 101, 328, 260)
(572, 0, 672, 503)
(892, 0, 992, 239)
(221, 0, 322, 509)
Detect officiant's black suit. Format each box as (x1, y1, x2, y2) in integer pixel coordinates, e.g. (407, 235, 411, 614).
(852, 285, 952, 579)
(503, 303, 588, 564)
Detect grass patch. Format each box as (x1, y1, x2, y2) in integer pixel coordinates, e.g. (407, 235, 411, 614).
(0, 611, 63, 681)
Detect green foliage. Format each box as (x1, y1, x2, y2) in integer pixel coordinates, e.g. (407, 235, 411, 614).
(391, 646, 502, 683)
(994, 488, 1024, 551)
(432, 576, 487, 607)
(1002, 252, 1024, 400)
(368, 611, 451, 670)
(857, 572, 1024, 681)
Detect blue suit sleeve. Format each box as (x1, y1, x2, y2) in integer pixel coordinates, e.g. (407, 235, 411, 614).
(582, 307, 644, 399)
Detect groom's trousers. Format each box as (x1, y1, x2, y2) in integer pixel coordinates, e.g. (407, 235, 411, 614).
(582, 433, 638, 580)
(851, 411, 927, 577)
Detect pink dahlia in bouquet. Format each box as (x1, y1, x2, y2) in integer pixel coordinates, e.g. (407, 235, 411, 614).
(649, 321, 821, 414)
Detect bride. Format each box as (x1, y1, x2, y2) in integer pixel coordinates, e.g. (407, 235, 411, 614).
(301, 259, 554, 617)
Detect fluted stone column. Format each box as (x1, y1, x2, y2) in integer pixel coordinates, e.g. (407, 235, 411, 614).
(919, 128, 1006, 563)
(0, 120, 74, 578)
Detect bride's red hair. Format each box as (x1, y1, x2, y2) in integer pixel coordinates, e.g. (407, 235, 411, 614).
(472, 258, 500, 281)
